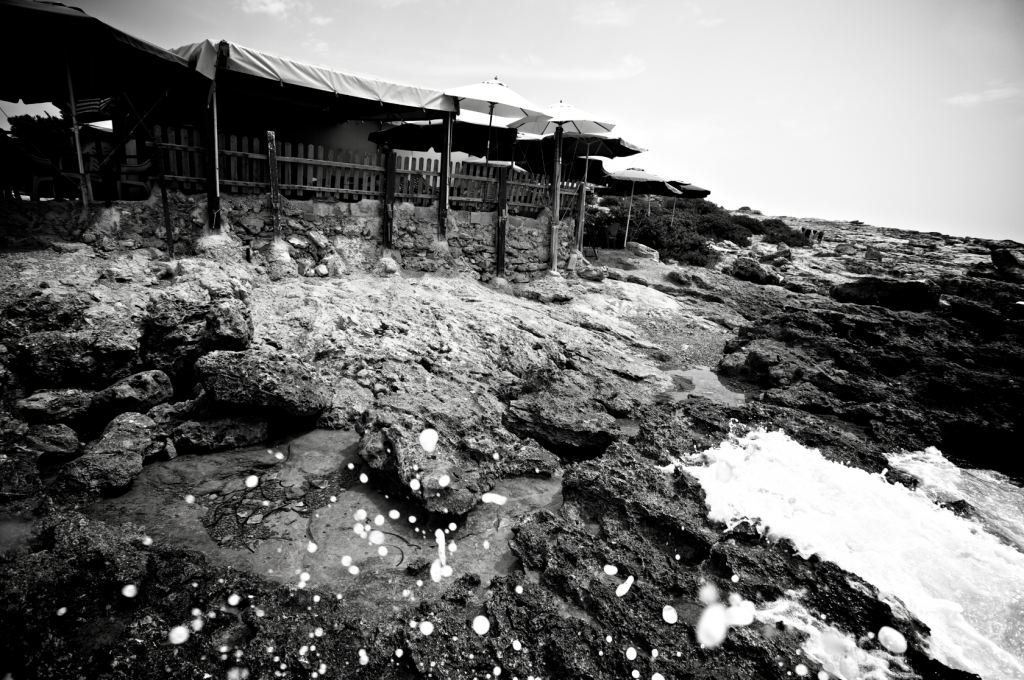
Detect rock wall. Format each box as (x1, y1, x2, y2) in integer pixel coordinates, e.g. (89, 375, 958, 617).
(392, 202, 574, 282)
(1, 192, 574, 281)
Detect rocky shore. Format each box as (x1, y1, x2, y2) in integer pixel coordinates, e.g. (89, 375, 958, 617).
(1, 207, 1021, 679)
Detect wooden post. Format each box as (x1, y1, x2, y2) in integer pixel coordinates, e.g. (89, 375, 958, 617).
(384, 151, 397, 248)
(549, 124, 563, 273)
(153, 139, 173, 258)
(65, 59, 89, 205)
(267, 131, 281, 238)
(496, 166, 508, 278)
(438, 111, 452, 239)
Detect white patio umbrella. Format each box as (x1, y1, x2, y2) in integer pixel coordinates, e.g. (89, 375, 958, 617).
(445, 78, 546, 169)
(602, 168, 682, 245)
(510, 102, 616, 273)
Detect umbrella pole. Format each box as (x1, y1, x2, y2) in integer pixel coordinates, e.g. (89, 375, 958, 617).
(623, 181, 635, 247)
(65, 59, 89, 205)
(577, 149, 590, 254)
(549, 123, 563, 274)
(484, 103, 493, 201)
(670, 197, 677, 228)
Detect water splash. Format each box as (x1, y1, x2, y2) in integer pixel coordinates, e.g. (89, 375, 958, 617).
(686, 428, 1024, 678)
(889, 446, 1024, 554)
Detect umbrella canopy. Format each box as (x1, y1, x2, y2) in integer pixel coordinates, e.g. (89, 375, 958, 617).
(0, 0, 197, 105)
(444, 79, 545, 119)
(669, 181, 711, 199)
(601, 168, 682, 197)
(369, 120, 517, 160)
(510, 101, 616, 136)
(513, 133, 644, 175)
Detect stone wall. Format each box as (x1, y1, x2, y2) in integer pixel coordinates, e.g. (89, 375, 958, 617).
(0, 192, 575, 282)
(392, 202, 574, 283)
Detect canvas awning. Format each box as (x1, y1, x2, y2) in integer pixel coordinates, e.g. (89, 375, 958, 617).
(170, 40, 456, 118)
(0, 0, 197, 105)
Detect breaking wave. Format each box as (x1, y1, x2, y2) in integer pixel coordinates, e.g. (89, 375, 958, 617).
(685, 428, 1024, 679)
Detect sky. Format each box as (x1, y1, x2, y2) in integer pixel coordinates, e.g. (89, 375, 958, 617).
(3, 0, 1022, 241)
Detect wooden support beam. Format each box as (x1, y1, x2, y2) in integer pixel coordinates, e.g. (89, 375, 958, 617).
(154, 139, 173, 258)
(65, 59, 89, 205)
(384, 151, 397, 248)
(267, 131, 282, 238)
(549, 124, 563, 273)
(437, 111, 453, 239)
(496, 166, 508, 278)
(204, 82, 221, 233)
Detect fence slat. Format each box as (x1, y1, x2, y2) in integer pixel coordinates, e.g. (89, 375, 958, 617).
(283, 142, 292, 196)
(228, 135, 238, 193)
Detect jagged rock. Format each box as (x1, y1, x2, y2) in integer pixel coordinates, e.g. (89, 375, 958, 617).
(731, 257, 783, 286)
(22, 423, 79, 458)
(91, 370, 174, 421)
(205, 299, 254, 351)
(13, 326, 140, 390)
(830, 277, 940, 312)
(0, 290, 89, 343)
(52, 242, 89, 253)
(148, 392, 267, 453)
(141, 283, 253, 387)
(667, 269, 692, 287)
(358, 367, 560, 515)
(60, 412, 174, 493)
(194, 348, 331, 418)
(504, 373, 619, 460)
(16, 388, 95, 425)
(626, 241, 659, 260)
(991, 248, 1024, 283)
(376, 257, 400, 276)
(315, 378, 374, 429)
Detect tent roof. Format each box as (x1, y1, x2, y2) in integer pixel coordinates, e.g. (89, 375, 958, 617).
(170, 40, 455, 115)
(0, 0, 196, 105)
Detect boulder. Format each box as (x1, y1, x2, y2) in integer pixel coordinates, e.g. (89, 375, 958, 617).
(376, 257, 401, 276)
(667, 270, 692, 287)
(830, 277, 940, 312)
(91, 370, 174, 421)
(358, 367, 559, 515)
(834, 243, 858, 256)
(504, 373, 618, 461)
(141, 283, 253, 386)
(626, 241, 660, 261)
(22, 423, 79, 459)
(194, 348, 331, 418)
(16, 388, 95, 425)
(578, 267, 605, 282)
(865, 245, 883, 261)
(991, 248, 1024, 283)
(13, 327, 139, 390)
(204, 299, 254, 351)
(148, 392, 267, 454)
(60, 412, 174, 493)
(731, 257, 784, 286)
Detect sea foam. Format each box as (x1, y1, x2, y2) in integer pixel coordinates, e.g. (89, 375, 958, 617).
(685, 428, 1024, 679)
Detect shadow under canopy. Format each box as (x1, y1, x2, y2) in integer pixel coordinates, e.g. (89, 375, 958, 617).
(0, 0, 197, 107)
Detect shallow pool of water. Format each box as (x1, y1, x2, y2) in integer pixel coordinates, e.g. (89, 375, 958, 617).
(658, 366, 747, 407)
(86, 429, 563, 612)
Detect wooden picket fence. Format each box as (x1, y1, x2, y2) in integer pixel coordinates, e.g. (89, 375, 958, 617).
(143, 125, 581, 218)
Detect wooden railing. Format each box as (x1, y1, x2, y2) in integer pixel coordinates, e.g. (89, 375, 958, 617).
(142, 125, 582, 220)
